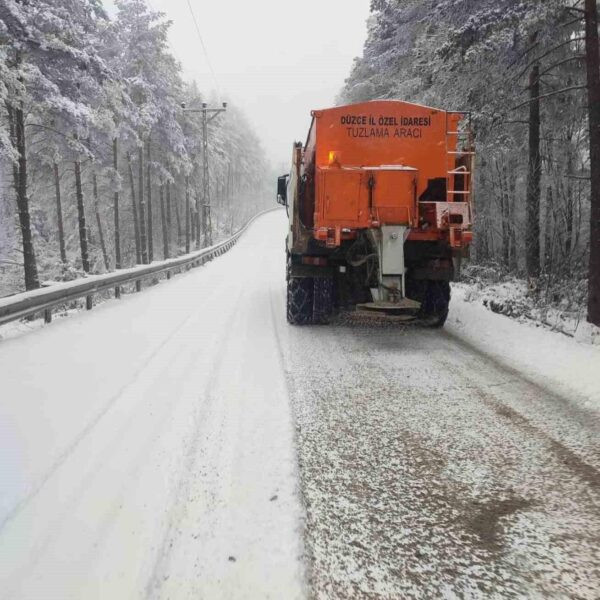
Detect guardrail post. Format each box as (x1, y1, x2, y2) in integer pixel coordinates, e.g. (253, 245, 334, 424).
(44, 309, 52, 324)
(115, 286, 121, 299)
(86, 295, 93, 310)
(167, 270, 171, 280)
(136, 280, 141, 292)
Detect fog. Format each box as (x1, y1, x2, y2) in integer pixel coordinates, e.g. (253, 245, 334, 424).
(107, 0, 370, 168)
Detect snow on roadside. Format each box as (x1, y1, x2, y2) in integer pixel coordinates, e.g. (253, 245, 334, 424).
(447, 284, 600, 406)
(455, 276, 594, 341)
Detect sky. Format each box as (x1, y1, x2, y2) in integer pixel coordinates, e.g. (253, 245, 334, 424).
(106, 0, 371, 169)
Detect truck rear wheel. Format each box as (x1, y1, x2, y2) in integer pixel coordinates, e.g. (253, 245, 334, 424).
(313, 277, 334, 324)
(287, 277, 314, 325)
(419, 280, 450, 328)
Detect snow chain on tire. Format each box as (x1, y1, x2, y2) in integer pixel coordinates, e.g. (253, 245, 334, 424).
(313, 277, 334, 324)
(287, 277, 314, 325)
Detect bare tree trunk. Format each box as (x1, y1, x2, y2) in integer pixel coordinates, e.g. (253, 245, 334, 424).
(508, 156, 518, 272)
(113, 138, 121, 270)
(74, 157, 90, 273)
(585, 0, 600, 325)
(160, 183, 169, 259)
(127, 152, 141, 264)
(146, 140, 154, 262)
(226, 162, 232, 234)
(53, 162, 67, 264)
(185, 176, 191, 253)
(487, 212, 496, 259)
(92, 172, 110, 272)
(197, 208, 201, 246)
(544, 185, 554, 274)
(166, 179, 172, 246)
(7, 105, 19, 193)
(174, 183, 182, 250)
(191, 209, 197, 246)
(10, 103, 39, 290)
(526, 59, 541, 278)
(191, 187, 196, 247)
(195, 189, 201, 249)
(214, 176, 220, 234)
(565, 195, 574, 260)
(573, 179, 584, 254)
(497, 159, 510, 268)
(138, 146, 148, 264)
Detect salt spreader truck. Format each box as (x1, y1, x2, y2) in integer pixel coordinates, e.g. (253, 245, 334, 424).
(277, 100, 474, 327)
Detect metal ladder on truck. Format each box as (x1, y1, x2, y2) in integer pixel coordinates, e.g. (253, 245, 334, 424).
(445, 111, 475, 248)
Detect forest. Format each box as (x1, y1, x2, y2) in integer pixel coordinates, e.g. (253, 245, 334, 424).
(0, 0, 271, 298)
(340, 0, 600, 328)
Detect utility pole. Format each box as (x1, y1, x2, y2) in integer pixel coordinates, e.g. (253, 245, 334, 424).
(182, 101, 227, 247)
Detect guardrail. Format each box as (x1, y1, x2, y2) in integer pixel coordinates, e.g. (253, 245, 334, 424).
(0, 208, 278, 327)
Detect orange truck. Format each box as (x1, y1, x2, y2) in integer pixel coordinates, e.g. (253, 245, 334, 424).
(277, 100, 474, 326)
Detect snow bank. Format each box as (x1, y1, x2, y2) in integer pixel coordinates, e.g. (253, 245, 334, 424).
(447, 285, 600, 406)
(456, 276, 593, 339)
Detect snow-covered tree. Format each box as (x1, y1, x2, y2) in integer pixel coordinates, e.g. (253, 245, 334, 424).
(340, 0, 593, 319)
(0, 0, 271, 295)
(0, 0, 112, 284)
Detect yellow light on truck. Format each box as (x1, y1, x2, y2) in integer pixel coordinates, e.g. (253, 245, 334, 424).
(328, 151, 341, 166)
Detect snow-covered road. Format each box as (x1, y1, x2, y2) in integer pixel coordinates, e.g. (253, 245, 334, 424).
(287, 320, 600, 598)
(1, 210, 600, 599)
(0, 211, 305, 599)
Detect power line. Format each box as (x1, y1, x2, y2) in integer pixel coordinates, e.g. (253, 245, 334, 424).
(185, 0, 221, 95)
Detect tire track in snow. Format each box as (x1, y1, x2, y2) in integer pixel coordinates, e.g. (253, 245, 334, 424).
(144, 282, 246, 599)
(0, 275, 225, 534)
(147, 224, 306, 599)
(442, 328, 600, 429)
(433, 352, 600, 498)
(2, 300, 230, 596)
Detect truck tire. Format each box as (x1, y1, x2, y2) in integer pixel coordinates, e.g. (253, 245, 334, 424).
(313, 277, 334, 324)
(287, 277, 314, 325)
(419, 280, 450, 328)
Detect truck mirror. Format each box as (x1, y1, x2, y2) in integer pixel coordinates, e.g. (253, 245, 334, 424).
(277, 174, 289, 206)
